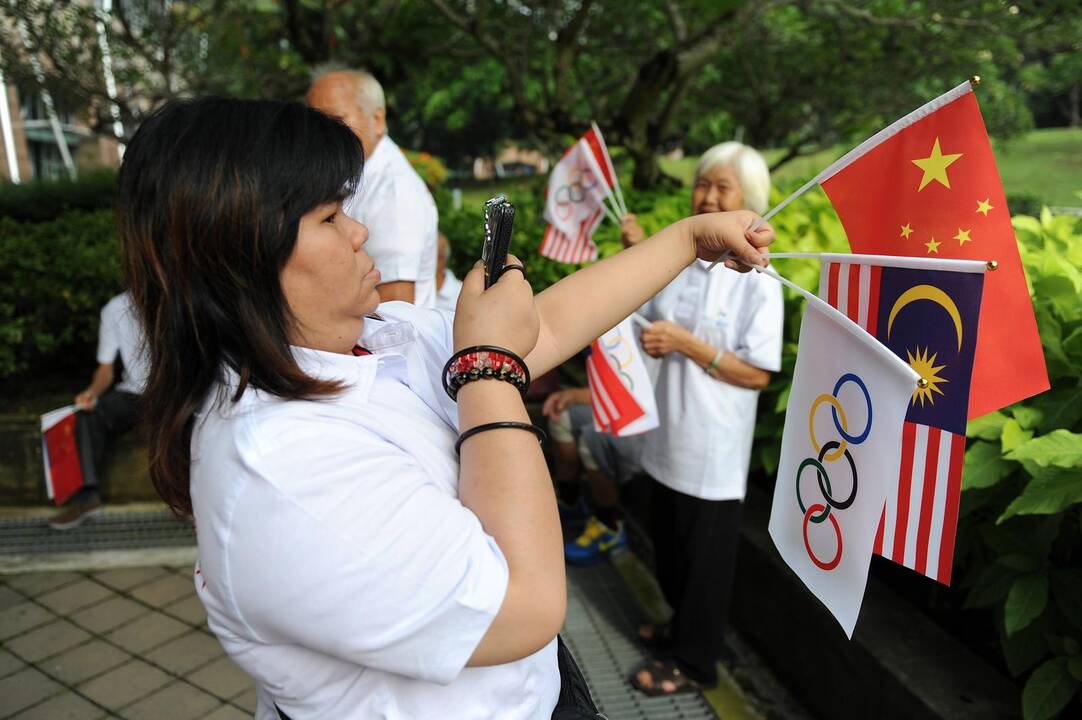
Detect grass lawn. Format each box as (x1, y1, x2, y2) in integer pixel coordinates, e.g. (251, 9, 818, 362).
(659, 127, 1082, 207)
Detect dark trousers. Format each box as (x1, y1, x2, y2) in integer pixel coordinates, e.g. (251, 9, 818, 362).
(75, 390, 140, 491)
(649, 476, 743, 686)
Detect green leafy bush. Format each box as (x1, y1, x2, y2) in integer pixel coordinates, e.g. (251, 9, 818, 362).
(0, 170, 118, 223)
(0, 210, 122, 382)
(955, 208, 1082, 720)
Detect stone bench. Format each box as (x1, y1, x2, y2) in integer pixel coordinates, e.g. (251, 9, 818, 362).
(0, 410, 157, 506)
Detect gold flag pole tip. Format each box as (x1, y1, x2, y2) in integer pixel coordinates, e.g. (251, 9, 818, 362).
(970, 75, 981, 87)
(987, 260, 998, 271)
(917, 378, 930, 389)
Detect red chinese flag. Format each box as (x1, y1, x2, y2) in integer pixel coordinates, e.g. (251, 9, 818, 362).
(819, 84, 1048, 418)
(44, 413, 84, 505)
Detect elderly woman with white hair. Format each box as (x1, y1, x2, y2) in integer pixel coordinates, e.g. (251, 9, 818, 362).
(621, 142, 783, 696)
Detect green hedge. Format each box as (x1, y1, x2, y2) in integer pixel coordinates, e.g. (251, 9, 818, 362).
(0, 170, 118, 223)
(0, 210, 122, 382)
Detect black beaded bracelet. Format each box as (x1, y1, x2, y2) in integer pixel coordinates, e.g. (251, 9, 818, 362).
(455, 421, 548, 455)
(442, 345, 531, 401)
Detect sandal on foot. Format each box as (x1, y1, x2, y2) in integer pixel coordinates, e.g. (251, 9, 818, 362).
(629, 659, 699, 697)
(636, 622, 672, 648)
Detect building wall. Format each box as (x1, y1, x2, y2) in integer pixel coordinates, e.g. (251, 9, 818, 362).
(0, 82, 121, 184)
(0, 83, 34, 183)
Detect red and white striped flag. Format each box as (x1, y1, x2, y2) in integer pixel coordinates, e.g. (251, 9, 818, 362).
(586, 317, 658, 437)
(818, 253, 986, 584)
(539, 127, 619, 264)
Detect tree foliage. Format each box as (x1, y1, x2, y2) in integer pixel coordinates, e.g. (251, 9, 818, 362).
(1, 0, 1078, 188)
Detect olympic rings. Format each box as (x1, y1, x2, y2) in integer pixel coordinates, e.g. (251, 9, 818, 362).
(796, 373, 871, 572)
(832, 373, 873, 445)
(802, 503, 843, 571)
(808, 394, 848, 462)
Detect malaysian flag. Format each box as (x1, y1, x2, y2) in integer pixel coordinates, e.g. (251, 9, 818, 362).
(539, 127, 619, 264)
(586, 317, 658, 437)
(818, 254, 986, 584)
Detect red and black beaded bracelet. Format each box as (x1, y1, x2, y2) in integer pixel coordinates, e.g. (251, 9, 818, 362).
(442, 345, 531, 401)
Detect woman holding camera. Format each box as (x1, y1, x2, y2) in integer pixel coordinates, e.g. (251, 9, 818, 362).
(118, 98, 773, 719)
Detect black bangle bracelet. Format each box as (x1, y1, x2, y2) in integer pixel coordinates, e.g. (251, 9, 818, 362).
(455, 421, 547, 455)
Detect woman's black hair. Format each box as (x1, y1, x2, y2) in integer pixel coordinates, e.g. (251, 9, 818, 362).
(118, 97, 364, 515)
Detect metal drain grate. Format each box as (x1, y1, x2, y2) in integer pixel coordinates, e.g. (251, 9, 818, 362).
(564, 563, 717, 719)
(0, 511, 195, 555)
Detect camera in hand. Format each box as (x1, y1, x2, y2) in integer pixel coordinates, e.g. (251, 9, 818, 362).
(482, 194, 516, 289)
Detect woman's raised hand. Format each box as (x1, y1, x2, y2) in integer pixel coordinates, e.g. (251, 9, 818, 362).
(454, 254, 540, 356)
(683, 210, 774, 272)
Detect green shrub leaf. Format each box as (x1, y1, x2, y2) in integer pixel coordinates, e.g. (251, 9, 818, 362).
(1012, 406, 1045, 432)
(963, 440, 1009, 490)
(1006, 430, 1082, 468)
(1006, 574, 1049, 636)
(969, 411, 1009, 441)
(1002, 419, 1035, 453)
(1022, 658, 1075, 720)
(999, 470, 1082, 521)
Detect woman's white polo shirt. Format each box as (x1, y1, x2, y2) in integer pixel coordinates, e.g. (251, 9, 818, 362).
(189, 302, 559, 719)
(639, 260, 784, 501)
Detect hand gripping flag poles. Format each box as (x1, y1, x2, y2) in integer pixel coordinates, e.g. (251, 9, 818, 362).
(539, 124, 627, 264)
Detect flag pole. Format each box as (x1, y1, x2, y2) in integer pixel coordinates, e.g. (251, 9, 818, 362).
(708, 79, 977, 271)
(751, 262, 921, 386)
(591, 121, 628, 217)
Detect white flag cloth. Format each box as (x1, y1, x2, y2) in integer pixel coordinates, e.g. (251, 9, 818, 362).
(769, 295, 918, 637)
(586, 317, 659, 436)
(539, 128, 617, 264)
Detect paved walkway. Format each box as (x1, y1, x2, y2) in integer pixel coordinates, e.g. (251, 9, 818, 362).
(0, 507, 808, 719)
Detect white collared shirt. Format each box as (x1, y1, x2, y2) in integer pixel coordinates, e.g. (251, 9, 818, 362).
(436, 267, 463, 311)
(639, 261, 783, 501)
(345, 136, 439, 307)
(97, 292, 149, 395)
(190, 302, 559, 719)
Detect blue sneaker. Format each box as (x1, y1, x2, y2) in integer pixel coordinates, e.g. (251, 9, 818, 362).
(565, 516, 627, 565)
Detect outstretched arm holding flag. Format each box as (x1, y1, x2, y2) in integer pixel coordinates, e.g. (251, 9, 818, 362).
(524, 209, 771, 377)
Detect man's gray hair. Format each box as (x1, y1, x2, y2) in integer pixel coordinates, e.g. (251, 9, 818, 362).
(310, 63, 386, 116)
(694, 142, 771, 215)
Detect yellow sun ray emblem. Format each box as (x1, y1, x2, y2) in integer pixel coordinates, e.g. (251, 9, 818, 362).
(907, 346, 948, 407)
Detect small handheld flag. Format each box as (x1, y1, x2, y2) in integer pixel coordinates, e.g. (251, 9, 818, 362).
(769, 294, 919, 637)
(540, 126, 623, 264)
(41, 406, 85, 506)
(819, 254, 986, 585)
(586, 317, 658, 437)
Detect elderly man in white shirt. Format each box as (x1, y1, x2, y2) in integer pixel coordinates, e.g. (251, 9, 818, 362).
(307, 67, 439, 307)
(621, 142, 784, 697)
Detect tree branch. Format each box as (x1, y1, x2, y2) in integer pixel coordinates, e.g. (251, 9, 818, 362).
(664, 0, 687, 43)
(553, 0, 595, 113)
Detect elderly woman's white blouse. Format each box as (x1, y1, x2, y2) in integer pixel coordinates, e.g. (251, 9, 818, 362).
(639, 260, 784, 501)
(189, 302, 559, 719)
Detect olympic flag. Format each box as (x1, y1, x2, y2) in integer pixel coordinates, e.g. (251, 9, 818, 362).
(818, 254, 986, 585)
(769, 295, 919, 637)
(539, 127, 620, 264)
(586, 317, 659, 436)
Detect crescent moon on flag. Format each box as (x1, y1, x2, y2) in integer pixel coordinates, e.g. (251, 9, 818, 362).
(887, 284, 963, 351)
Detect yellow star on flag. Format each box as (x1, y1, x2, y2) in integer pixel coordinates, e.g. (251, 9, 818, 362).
(912, 138, 963, 191)
(954, 228, 972, 246)
(925, 237, 941, 254)
(976, 198, 994, 216)
(900, 223, 914, 239)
